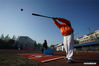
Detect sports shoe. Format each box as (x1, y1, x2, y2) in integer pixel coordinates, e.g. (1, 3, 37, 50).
(67, 59, 74, 64)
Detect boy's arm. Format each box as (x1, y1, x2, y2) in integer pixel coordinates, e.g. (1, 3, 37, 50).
(57, 17, 71, 26)
(53, 18, 61, 28)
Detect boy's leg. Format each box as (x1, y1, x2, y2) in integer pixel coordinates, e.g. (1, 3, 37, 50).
(67, 33, 74, 60)
(64, 36, 68, 59)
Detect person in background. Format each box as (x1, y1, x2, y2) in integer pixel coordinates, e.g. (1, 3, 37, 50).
(42, 40, 48, 53)
(52, 17, 74, 63)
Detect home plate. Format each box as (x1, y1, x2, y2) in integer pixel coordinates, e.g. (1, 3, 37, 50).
(19, 53, 65, 62)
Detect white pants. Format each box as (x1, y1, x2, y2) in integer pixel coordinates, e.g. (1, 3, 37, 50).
(63, 33, 74, 60)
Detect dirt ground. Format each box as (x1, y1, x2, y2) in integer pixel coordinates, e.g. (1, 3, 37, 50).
(0, 49, 99, 66)
(38, 51, 99, 66)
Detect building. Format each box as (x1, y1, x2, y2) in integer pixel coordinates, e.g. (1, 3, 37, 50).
(16, 36, 35, 50)
(55, 40, 99, 51)
(74, 40, 99, 51)
(76, 30, 99, 44)
(75, 30, 99, 51)
(55, 44, 65, 51)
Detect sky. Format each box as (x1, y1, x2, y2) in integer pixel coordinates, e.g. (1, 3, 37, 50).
(0, 0, 99, 46)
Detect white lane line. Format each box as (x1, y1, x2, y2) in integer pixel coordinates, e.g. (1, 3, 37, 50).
(41, 56, 65, 63)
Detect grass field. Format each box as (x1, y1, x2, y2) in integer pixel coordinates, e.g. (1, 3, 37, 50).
(0, 54, 39, 66)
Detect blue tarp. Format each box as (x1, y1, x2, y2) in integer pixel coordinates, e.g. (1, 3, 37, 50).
(43, 49, 54, 55)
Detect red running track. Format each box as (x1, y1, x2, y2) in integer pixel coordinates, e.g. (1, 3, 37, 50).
(19, 53, 65, 62)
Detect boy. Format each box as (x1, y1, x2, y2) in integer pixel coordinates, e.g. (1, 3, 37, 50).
(52, 17, 74, 63)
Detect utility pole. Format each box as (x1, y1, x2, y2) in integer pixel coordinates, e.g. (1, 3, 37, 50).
(88, 27, 91, 34)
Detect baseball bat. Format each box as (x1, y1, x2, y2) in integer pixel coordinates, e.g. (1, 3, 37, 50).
(32, 13, 54, 19)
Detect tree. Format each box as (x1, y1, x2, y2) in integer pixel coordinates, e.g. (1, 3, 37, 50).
(33, 41, 38, 50)
(6, 39, 15, 49)
(37, 43, 43, 50)
(0, 39, 5, 49)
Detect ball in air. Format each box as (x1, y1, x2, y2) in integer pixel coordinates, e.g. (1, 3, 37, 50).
(20, 8, 23, 11)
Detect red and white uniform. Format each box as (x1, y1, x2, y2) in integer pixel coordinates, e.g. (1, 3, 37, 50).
(53, 18, 74, 60)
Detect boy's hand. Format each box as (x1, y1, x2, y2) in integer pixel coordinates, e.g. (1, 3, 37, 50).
(52, 17, 57, 20)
